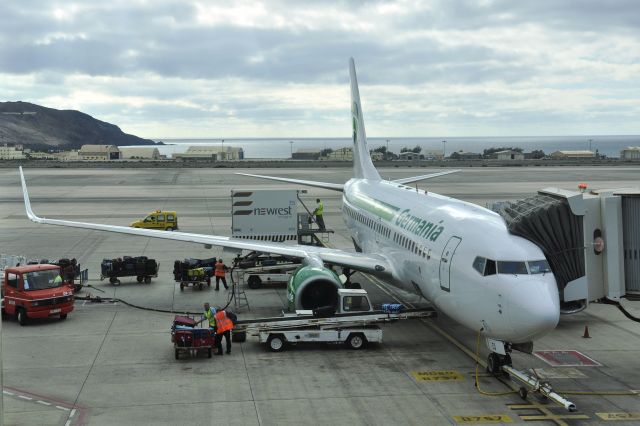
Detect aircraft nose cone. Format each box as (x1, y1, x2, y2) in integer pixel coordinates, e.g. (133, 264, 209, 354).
(508, 280, 560, 343)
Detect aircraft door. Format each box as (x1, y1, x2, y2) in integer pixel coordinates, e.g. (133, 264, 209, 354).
(439, 236, 461, 292)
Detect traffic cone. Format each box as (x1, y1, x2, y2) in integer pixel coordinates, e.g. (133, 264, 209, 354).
(582, 325, 591, 338)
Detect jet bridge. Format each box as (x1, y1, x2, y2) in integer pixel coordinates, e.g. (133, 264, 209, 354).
(490, 187, 640, 313)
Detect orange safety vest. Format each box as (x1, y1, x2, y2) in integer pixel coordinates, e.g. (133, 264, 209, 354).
(214, 262, 226, 277)
(214, 310, 234, 333)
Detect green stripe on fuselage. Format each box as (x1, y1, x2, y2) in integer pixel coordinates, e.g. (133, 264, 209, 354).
(345, 192, 399, 221)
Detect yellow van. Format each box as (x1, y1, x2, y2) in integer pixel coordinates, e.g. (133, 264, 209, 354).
(130, 210, 178, 231)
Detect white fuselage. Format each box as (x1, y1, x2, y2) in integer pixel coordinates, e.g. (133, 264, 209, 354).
(342, 178, 560, 344)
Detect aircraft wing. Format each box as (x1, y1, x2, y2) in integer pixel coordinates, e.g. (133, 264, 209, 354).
(392, 169, 460, 185)
(19, 168, 389, 276)
(236, 173, 344, 192)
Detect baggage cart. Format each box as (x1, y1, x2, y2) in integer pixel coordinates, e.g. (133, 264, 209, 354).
(100, 256, 159, 286)
(171, 315, 216, 359)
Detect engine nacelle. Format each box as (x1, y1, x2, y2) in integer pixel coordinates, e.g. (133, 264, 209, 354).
(287, 265, 342, 312)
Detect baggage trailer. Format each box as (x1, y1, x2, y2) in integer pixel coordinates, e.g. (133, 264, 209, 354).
(171, 315, 216, 359)
(100, 256, 159, 286)
(233, 289, 436, 351)
(173, 258, 216, 291)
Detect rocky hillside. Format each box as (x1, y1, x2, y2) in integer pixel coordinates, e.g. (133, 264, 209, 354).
(0, 101, 156, 150)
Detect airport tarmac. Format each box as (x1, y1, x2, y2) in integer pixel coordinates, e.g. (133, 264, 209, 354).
(1, 166, 640, 425)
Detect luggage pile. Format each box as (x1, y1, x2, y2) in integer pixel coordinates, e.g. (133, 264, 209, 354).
(51, 258, 82, 292)
(171, 315, 215, 359)
(173, 258, 215, 291)
(100, 256, 159, 286)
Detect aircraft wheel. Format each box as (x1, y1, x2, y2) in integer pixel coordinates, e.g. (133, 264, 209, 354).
(487, 353, 501, 375)
(136, 276, 144, 283)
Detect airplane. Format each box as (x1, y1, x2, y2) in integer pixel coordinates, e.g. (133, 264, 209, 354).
(19, 58, 560, 373)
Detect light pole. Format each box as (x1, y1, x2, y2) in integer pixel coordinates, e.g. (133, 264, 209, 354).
(290, 141, 294, 158)
(588, 139, 593, 152)
(442, 140, 447, 159)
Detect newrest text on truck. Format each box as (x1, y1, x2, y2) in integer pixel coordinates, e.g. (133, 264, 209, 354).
(1, 264, 75, 325)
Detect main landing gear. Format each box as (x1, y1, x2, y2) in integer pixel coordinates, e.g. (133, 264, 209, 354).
(485, 338, 577, 412)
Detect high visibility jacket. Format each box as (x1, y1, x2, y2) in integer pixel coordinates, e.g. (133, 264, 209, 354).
(53, 275, 63, 284)
(203, 308, 216, 328)
(314, 201, 324, 216)
(214, 262, 226, 277)
(214, 310, 234, 333)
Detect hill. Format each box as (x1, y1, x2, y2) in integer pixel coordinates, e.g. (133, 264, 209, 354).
(0, 101, 156, 150)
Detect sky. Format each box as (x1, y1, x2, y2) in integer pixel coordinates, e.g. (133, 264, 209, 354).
(1, 0, 639, 139)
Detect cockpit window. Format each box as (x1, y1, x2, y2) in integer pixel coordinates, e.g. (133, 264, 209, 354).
(472, 257, 486, 275)
(528, 260, 551, 274)
(472, 257, 496, 276)
(497, 261, 528, 275)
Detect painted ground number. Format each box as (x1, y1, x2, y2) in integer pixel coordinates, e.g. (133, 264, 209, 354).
(596, 412, 640, 421)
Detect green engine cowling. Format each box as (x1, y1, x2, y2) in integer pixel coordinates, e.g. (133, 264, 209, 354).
(287, 265, 343, 312)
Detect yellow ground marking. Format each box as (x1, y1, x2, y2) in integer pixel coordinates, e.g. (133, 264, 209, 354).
(508, 403, 589, 426)
(411, 370, 465, 381)
(453, 414, 513, 423)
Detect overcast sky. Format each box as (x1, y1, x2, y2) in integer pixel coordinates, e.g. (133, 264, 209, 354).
(1, 0, 639, 138)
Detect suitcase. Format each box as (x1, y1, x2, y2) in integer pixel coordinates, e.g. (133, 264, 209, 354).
(173, 315, 196, 327)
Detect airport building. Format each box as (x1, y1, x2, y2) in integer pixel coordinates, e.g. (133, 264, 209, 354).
(496, 150, 525, 161)
(174, 146, 244, 160)
(292, 149, 321, 160)
(324, 147, 353, 161)
(0, 143, 26, 160)
(120, 147, 162, 160)
(79, 144, 121, 161)
(550, 150, 596, 159)
(620, 146, 640, 160)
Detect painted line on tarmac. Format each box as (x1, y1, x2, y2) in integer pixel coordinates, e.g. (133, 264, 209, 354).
(3, 386, 88, 425)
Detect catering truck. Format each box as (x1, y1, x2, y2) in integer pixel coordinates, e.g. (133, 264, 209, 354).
(1, 264, 75, 325)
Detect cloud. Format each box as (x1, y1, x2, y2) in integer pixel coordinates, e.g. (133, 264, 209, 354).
(0, 0, 638, 137)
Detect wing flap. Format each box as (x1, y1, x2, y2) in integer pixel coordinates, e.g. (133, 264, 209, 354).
(392, 169, 460, 185)
(236, 173, 344, 192)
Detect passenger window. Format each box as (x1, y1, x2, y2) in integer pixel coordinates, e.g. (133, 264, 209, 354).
(157, 214, 165, 222)
(473, 257, 486, 275)
(497, 261, 528, 275)
(167, 214, 175, 221)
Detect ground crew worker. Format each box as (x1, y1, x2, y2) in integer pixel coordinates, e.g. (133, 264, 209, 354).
(53, 273, 63, 285)
(195, 302, 217, 329)
(313, 198, 325, 230)
(214, 259, 229, 291)
(214, 307, 234, 355)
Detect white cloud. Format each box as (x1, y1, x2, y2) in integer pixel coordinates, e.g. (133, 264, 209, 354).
(0, 0, 638, 137)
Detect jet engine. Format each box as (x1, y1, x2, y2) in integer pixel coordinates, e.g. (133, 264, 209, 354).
(287, 266, 342, 313)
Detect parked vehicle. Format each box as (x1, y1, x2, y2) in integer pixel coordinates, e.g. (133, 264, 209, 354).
(130, 210, 178, 231)
(1, 264, 75, 325)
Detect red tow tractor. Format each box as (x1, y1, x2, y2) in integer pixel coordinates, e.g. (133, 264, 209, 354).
(1, 264, 75, 325)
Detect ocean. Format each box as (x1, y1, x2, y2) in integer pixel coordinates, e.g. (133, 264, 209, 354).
(135, 135, 640, 159)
